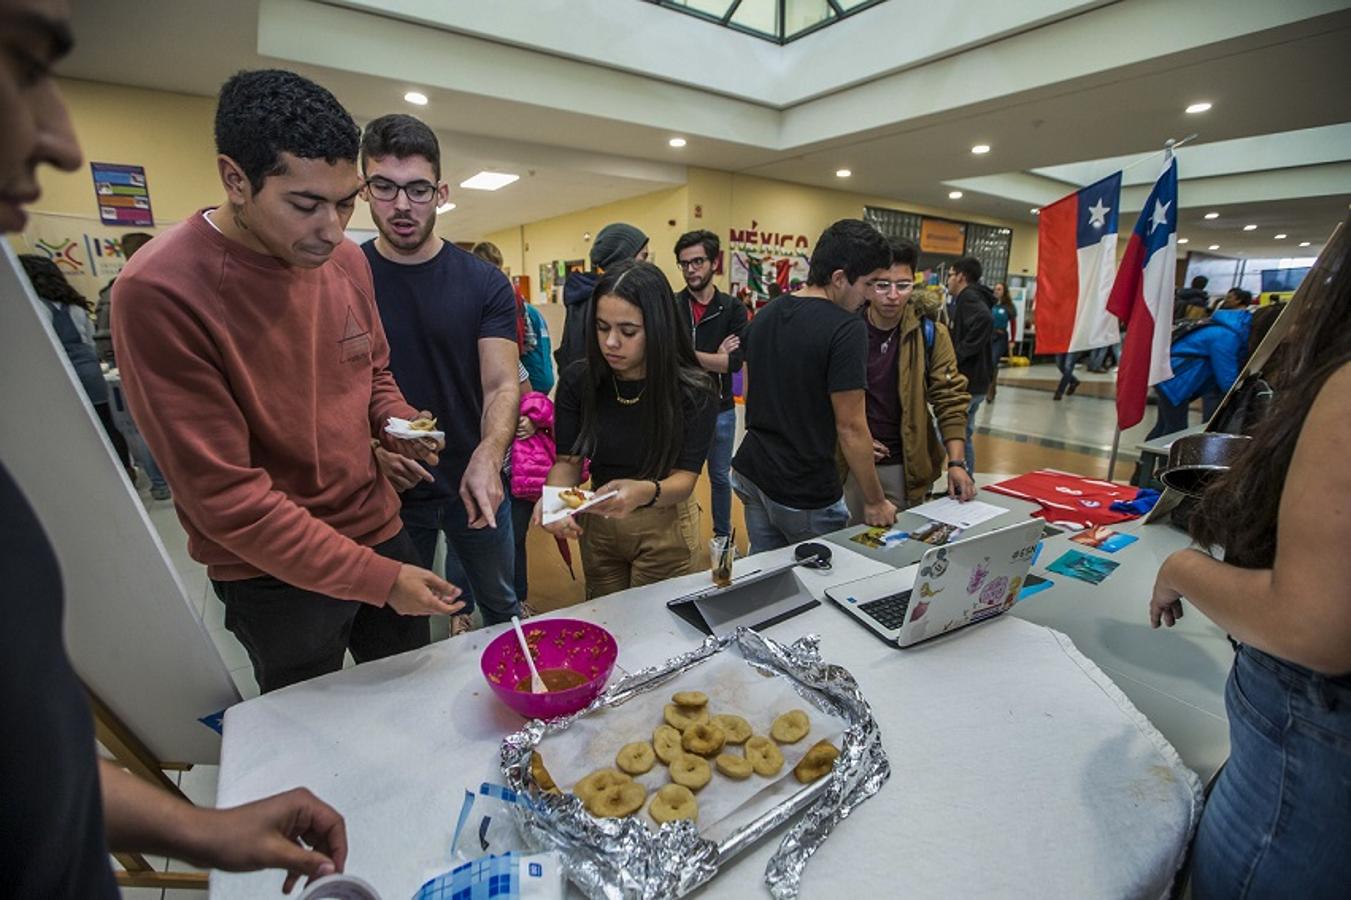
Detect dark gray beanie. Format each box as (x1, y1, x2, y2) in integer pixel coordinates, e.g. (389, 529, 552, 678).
(590, 223, 648, 270)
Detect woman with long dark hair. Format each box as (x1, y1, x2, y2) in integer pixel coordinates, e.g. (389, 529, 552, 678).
(538, 260, 718, 598)
(1148, 224, 1350, 897)
(20, 255, 133, 476)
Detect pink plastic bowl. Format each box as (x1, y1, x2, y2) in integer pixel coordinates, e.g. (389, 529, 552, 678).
(481, 618, 617, 720)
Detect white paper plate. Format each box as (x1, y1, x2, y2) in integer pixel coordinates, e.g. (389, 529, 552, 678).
(385, 416, 445, 442)
(539, 485, 619, 525)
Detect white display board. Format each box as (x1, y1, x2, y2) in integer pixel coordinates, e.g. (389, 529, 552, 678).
(0, 244, 237, 763)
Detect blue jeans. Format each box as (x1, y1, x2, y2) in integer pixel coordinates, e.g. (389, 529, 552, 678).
(730, 469, 848, 556)
(1191, 646, 1351, 898)
(1088, 342, 1118, 370)
(964, 395, 983, 474)
(707, 407, 737, 538)
(400, 486, 519, 625)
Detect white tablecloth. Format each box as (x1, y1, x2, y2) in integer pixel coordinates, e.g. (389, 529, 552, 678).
(212, 543, 1201, 898)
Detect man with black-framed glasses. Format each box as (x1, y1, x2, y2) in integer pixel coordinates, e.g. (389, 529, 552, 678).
(673, 229, 746, 541)
(359, 114, 522, 634)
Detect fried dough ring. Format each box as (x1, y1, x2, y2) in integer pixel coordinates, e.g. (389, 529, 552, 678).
(793, 740, 840, 784)
(574, 768, 632, 801)
(668, 754, 712, 790)
(681, 722, 726, 757)
(530, 751, 559, 794)
(744, 735, 784, 776)
(648, 784, 699, 824)
(585, 781, 646, 818)
(653, 724, 684, 764)
(770, 709, 811, 744)
(671, 690, 708, 708)
(664, 703, 710, 730)
(715, 752, 754, 780)
(615, 741, 656, 775)
(711, 714, 752, 744)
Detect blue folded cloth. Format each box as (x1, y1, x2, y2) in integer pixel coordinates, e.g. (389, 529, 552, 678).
(1110, 488, 1160, 516)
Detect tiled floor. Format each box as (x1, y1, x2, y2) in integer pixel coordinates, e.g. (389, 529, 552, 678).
(117, 367, 1178, 895)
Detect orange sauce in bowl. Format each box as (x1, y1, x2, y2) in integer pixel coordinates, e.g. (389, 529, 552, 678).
(514, 667, 589, 693)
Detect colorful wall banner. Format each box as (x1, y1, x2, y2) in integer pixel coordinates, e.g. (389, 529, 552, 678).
(91, 162, 154, 227)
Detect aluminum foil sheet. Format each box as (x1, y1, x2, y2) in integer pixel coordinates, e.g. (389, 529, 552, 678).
(500, 627, 891, 899)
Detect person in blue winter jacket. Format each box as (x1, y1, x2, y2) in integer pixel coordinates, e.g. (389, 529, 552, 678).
(1145, 291, 1254, 440)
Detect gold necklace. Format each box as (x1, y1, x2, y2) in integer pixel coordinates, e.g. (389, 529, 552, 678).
(613, 376, 645, 406)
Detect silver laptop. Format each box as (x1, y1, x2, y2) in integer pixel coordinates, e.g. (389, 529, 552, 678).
(826, 519, 1044, 646)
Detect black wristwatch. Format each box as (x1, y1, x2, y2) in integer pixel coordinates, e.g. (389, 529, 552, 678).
(638, 478, 662, 509)
(947, 461, 967, 469)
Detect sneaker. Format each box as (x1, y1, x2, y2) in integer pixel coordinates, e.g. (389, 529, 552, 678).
(450, 613, 473, 637)
(151, 485, 172, 501)
(1067, 378, 1080, 396)
(519, 600, 539, 620)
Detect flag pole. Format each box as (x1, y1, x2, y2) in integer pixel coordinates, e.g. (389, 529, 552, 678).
(1106, 136, 1186, 484)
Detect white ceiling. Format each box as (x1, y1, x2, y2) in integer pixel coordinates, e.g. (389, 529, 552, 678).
(57, 0, 1351, 255)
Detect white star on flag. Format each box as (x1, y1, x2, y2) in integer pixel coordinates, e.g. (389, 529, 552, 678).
(1149, 199, 1171, 233)
(1087, 198, 1110, 228)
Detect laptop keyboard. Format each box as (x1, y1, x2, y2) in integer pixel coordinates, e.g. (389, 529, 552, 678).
(859, 591, 912, 631)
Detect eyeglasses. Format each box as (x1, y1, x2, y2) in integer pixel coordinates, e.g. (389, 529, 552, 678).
(869, 280, 915, 295)
(677, 256, 709, 270)
(365, 177, 438, 205)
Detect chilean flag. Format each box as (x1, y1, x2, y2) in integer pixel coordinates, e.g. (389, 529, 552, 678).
(1034, 172, 1122, 355)
(1107, 157, 1179, 429)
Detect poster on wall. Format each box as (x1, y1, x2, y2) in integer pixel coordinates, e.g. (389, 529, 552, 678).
(90, 162, 154, 227)
(10, 211, 160, 301)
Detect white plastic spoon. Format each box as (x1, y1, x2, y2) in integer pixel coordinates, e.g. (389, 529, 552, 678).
(511, 615, 546, 693)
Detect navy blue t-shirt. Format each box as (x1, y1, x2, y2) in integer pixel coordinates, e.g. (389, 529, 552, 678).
(362, 241, 518, 504)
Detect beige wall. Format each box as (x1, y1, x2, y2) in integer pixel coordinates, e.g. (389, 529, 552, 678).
(482, 185, 690, 300)
(27, 79, 1038, 300)
(684, 167, 1037, 292)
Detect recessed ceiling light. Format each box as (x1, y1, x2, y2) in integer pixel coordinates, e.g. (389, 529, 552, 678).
(835, 169, 852, 178)
(668, 137, 687, 148)
(1204, 212, 1219, 220)
(436, 202, 455, 214)
(1185, 101, 1213, 114)
(404, 91, 428, 106)
(1030, 208, 1040, 215)
(1243, 224, 1257, 231)
(1299, 241, 1311, 247)
(459, 171, 519, 191)
(971, 144, 990, 155)
(948, 190, 964, 199)
(1208, 244, 1220, 250)
(1178, 238, 1189, 244)
(1274, 233, 1287, 239)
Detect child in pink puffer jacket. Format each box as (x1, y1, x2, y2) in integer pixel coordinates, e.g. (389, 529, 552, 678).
(510, 392, 579, 609)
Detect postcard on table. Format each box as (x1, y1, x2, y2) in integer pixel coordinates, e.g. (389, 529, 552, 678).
(1047, 549, 1120, 586)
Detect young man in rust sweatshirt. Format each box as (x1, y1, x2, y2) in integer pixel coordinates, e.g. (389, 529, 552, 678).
(113, 70, 464, 693)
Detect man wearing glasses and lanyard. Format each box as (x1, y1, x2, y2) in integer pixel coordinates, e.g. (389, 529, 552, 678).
(673, 230, 747, 541)
(843, 238, 975, 523)
(359, 114, 522, 633)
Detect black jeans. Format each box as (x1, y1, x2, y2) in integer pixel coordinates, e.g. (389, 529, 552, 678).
(1145, 388, 1191, 441)
(511, 496, 534, 607)
(212, 528, 429, 693)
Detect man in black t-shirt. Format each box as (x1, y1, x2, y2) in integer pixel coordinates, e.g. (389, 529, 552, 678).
(674, 229, 747, 539)
(946, 256, 995, 473)
(732, 219, 899, 554)
(2, 6, 346, 895)
(360, 114, 522, 631)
